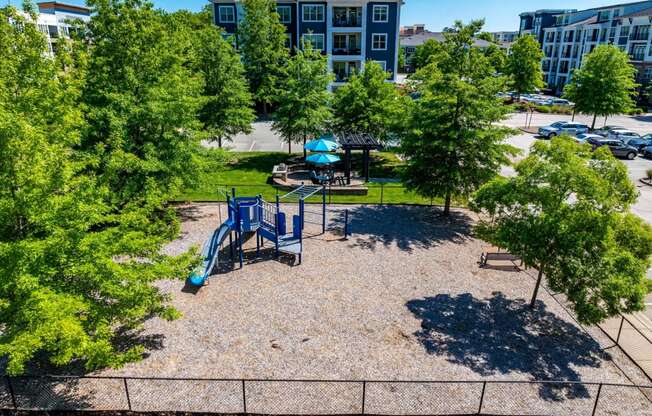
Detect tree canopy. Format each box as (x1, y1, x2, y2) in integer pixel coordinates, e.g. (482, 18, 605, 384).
(506, 35, 545, 99)
(238, 0, 289, 115)
(472, 137, 652, 325)
(411, 38, 445, 71)
(272, 44, 333, 156)
(564, 44, 638, 129)
(332, 61, 406, 143)
(401, 20, 517, 215)
(0, 3, 195, 375)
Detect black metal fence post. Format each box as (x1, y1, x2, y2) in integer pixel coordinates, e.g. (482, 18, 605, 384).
(5, 377, 17, 410)
(616, 316, 625, 344)
(477, 381, 487, 415)
(591, 383, 603, 416)
(123, 378, 132, 411)
(242, 379, 247, 414)
(361, 381, 366, 415)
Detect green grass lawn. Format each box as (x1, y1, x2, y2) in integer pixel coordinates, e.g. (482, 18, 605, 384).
(178, 150, 451, 205)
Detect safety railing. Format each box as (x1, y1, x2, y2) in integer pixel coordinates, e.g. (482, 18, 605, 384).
(2, 376, 650, 415)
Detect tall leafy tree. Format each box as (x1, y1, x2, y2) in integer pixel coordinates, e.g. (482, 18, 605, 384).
(169, 8, 255, 148)
(484, 43, 508, 74)
(564, 45, 638, 129)
(472, 137, 652, 325)
(506, 34, 545, 100)
(412, 38, 444, 71)
(81, 0, 205, 212)
(272, 44, 333, 156)
(401, 20, 517, 216)
(0, 4, 193, 374)
(239, 0, 289, 115)
(333, 61, 405, 143)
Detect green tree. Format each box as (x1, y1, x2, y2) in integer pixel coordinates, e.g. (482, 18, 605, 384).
(564, 45, 638, 129)
(484, 43, 508, 74)
(0, 4, 193, 374)
(169, 8, 255, 148)
(272, 44, 333, 156)
(333, 61, 405, 143)
(477, 31, 497, 43)
(81, 0, 204, 211)
(401, 20, 517, 216)
(506, 34, 545, 100)
(472, 137, 652, 325)
(412, 38, 444, 70)
(239, 0, 289, 115)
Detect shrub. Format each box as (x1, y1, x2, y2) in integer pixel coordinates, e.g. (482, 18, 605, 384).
(647, 168, 652, 180)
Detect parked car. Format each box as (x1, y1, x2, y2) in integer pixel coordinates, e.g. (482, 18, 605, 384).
(641, 145, 652, 159)
(607, 129, 641, 142)
(625, 134, 652, 152)
(540, 98, 574, 107)
(587, 137, 638, 159)
(575, 133, 603, 144)
(538, 122, 589, 139)
(593, 125, 625, 137)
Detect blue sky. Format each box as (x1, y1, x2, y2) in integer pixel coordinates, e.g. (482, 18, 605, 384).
(19, 0, 627, 32)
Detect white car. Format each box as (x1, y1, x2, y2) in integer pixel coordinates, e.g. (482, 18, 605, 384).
(608, 129, 641, 142)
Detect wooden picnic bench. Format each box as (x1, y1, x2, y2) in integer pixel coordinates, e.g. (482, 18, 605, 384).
(480, 247, 522, 268)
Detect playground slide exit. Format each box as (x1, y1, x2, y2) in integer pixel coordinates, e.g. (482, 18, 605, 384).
(188, 220, 233, 286)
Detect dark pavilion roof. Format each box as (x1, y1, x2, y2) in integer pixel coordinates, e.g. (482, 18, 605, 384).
(334, 132, 382, 150)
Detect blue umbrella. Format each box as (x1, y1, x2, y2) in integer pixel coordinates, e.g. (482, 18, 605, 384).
(305, 138, 339, 152)
(306, 153, 341, 166)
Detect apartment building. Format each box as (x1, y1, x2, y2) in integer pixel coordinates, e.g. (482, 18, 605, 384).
(519, 9, 576, 44)
(536, 1, 652, 93)
(209, 0, 403, 87)
(26, 2, 91, 55)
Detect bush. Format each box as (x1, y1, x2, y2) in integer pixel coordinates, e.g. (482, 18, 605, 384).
(626, 107, 646, 115)
(647, 168, 652, 180)
(646, 278, 652, 294)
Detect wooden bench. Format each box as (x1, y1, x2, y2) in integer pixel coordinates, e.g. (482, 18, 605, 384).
(480, 249, 522, 268)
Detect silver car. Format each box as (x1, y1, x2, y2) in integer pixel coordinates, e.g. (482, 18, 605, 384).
(608, 129, 641, 142)
(538, 122, 590, 139)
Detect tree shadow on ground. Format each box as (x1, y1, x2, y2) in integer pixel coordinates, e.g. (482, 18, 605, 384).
(329, 205, 473, 253)
(406, 292, 607, 401)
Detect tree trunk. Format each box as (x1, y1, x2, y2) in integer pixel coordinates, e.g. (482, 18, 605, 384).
(303, 135, 307, 159)
(591, 113, 598, 130)
(530, 268, 544, 309)
(443, 193, 451, 216)
(288, 140, 292, 154)
(218, 136, 222, 148)
(571, 108, 576, 122)
(263, 102, 268, 118)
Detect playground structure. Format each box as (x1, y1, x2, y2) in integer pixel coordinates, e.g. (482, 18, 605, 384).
(188, 185, 347, 287)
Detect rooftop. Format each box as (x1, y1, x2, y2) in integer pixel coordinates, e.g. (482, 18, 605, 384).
(37, 1, 91, 16)
(400, 31, 492, 48)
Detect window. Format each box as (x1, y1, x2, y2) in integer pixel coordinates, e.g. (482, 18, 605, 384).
(302, 4, 324, 22)
(372, 33, 387, 50)
(373, 60, 387, 71)
(277, 6, 291, 24)
(644, 67, 652, 80)
(302, 33, 325, 51)
(218, 6, 235, 23)
(372, 5, 389, 23)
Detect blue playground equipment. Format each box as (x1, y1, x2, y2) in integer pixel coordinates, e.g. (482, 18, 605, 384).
(188, 186, 329, 287)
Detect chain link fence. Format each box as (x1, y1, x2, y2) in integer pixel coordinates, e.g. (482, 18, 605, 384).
(3, 376, 650, 415)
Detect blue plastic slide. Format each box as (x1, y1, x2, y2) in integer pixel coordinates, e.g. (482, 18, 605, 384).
(188, 220, 234, 286)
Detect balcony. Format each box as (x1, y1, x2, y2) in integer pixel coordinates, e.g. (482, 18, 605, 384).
(630, 32, 650, 41)
(333, 7, 362, 28)
(333, 61, 360, 82)
(333, 34, 361, 56)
